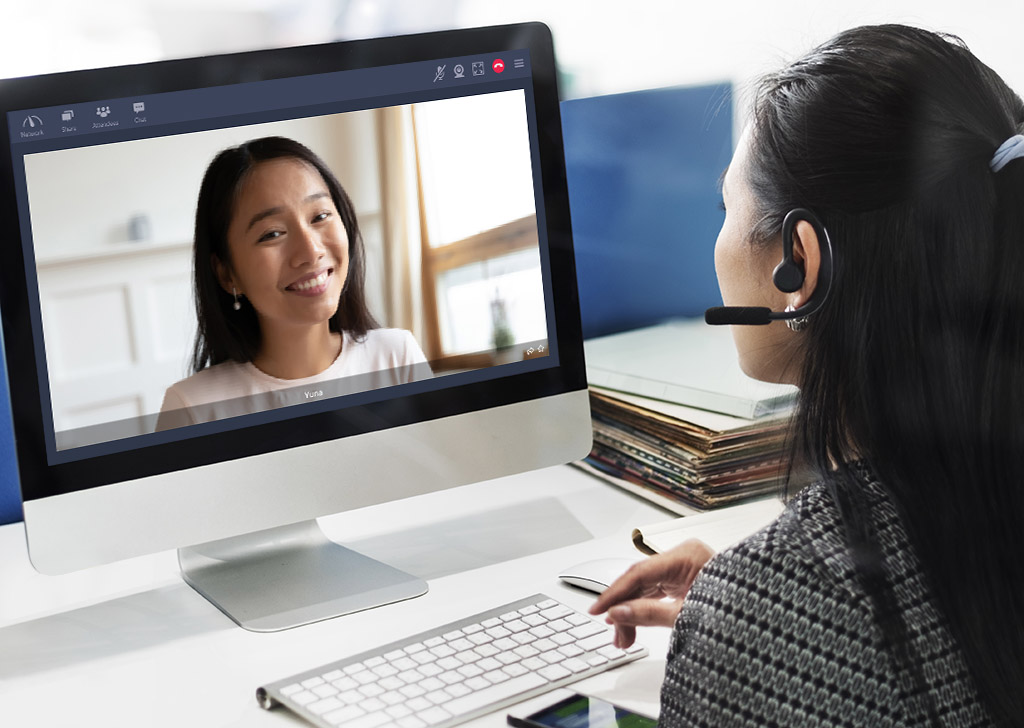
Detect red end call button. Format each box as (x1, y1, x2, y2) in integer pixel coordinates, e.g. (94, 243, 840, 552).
(493, 59, 505, 73)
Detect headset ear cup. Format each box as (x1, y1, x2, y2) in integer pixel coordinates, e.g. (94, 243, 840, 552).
(773, 259, 804, 293)
(774, 208, 807, 293)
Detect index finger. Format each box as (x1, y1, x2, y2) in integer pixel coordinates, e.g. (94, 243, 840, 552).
(589, 559, 662, 615)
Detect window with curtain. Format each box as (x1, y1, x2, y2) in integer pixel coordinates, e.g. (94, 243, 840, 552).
(411, 90, 545, 370)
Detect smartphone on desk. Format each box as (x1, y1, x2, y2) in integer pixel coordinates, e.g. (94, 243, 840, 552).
(507, 692, 657, 728)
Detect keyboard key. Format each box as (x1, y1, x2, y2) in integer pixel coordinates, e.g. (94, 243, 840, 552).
(438, 670, 463, 686)
(436, 656, 462, 671)
(419, 706, 453, 725)
(323, 670, 344, 682)
(338, 689, 362, 705)
(563, 658, 590, 673)
(292, 691, 317, 706)
(534, 638, 557, 652)
(347, 713, 391, 728)
(397, 717, 426, 728)
(539, 664, 572, 681)
(312, 684, 338, 698)
(387, 704, 413, 719)
(280, 683, 302, 696)
(476, 643, 499, 658)
(331, 676, 359, 691)
(324, 705, 365, 725)
(579, 633, 614, 652)
(309, 697, 343, 715)
(522, 657, 546, 671)
(359, 697, 386, 712)
(541, 605, 572, 620)
(399, 684, 426, 699)
(420, 677, 445, 691)
(426, 689, 452, 705)
(301, 677, 325, 689)
(406, 696, 432, 712)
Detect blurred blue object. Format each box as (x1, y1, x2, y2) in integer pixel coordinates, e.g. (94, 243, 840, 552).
(0, 327, 21, 524)
(561, 83, 733, 339)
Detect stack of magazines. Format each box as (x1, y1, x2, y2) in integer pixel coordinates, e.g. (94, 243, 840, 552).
(578, 321, 800, 514)
(579, 385, 793, 513)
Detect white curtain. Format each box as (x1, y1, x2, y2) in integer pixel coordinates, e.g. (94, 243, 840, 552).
(375, 106, 425, 345)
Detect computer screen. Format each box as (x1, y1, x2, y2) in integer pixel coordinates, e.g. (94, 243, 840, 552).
(0, 23, 590, 631)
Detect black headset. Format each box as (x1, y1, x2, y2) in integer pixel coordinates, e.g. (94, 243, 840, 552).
(705, 208, 834, 326)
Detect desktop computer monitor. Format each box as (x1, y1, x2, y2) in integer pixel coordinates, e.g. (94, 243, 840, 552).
(0, 23, 590, 631)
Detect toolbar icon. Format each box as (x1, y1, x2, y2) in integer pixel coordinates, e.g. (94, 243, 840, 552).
(453, 64, 465, 79)
(513, 58, 525, 69)
(96, 106, 111, 118)
(61, 110, 74, 121)
(472, 61, 485, 76)
(433, 64, 446, 83)
(133, 102, 145, 113)
(492, 58, 505, 74)
(22, 115, 43, 128)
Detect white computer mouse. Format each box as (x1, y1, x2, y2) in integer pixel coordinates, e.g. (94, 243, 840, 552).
(558, 557, 641, 594)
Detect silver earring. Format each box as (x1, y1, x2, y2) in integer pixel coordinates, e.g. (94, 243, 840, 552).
(785, 304, 809, 332)
(232, 287, 241, 311)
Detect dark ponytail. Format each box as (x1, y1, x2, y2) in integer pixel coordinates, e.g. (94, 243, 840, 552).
(747, 25, 1024, 724)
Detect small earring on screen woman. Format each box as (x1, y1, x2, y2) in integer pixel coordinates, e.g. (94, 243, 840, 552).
(233, 287, 242, 311)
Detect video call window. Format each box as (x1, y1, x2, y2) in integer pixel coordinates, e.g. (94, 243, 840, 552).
(23, 89, 551, 454)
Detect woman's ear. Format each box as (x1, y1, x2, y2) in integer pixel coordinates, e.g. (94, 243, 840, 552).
(212, 254, 236, 295)
(790, 220, 821, 308)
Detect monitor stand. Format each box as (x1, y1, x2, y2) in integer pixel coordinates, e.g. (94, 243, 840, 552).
(178, 520, 428, 632)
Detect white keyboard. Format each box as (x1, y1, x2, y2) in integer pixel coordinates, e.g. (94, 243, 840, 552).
(256, 593, 647, 728)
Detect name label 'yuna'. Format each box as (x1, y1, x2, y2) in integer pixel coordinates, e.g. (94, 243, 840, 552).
(304, 390, 323, 399)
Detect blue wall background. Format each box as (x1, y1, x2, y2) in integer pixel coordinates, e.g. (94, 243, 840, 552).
(0, 327, 21, 525)
(561, 83, 733, 339)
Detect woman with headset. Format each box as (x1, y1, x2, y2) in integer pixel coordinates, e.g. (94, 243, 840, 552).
(592, 25, 1022, 726)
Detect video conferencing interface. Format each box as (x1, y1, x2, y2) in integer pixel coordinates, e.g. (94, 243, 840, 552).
(8, 52, 556, 465)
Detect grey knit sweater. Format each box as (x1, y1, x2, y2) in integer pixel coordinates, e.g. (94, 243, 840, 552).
(659, 464, 993, 727)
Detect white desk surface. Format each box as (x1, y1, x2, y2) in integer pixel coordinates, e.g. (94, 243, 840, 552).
(0, 465, 766, 728)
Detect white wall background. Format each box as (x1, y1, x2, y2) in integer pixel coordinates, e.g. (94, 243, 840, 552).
(25, 113, 380, 258)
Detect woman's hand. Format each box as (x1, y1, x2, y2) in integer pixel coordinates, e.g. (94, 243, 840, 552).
(589, 539, 716, 648)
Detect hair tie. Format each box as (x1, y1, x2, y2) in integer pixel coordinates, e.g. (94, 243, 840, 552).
(990, 134, 1024, 173)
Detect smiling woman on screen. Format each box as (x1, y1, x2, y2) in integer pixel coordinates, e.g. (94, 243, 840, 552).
(591, 25, 1023, 727)
(157, 136, 428, 428)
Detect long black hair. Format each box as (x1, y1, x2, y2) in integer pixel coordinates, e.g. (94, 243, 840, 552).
(190, 136, 377, 373)
(746, 25, 1024, 724)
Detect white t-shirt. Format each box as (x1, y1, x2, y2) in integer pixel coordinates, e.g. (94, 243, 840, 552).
(157, 328, 430, 428)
